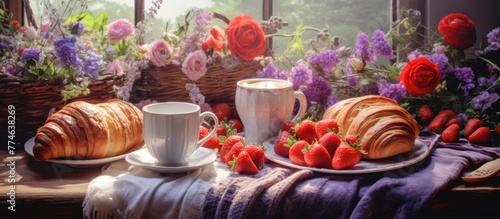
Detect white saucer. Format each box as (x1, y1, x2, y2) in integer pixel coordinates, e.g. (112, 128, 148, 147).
(125, 147, 217, 174)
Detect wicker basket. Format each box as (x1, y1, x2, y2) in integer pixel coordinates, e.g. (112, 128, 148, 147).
(0, 74, 126, 143)
(130, 61, 262, 118)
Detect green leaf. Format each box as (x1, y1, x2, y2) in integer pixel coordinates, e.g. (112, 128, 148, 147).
(288, 23, 305, 55)
(65, 11, 95, 30)
(93, 11, 109, 31)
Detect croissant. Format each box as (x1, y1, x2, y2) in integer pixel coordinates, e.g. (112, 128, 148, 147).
(322, 95, 420, 159)
(33, 99, 144, 161)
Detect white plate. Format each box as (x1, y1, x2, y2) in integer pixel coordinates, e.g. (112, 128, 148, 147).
(24, 137, 134, 168)
(125, 147, 217, 174)
(263, 136, 430, 174)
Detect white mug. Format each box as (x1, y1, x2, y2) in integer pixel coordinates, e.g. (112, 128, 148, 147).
(142, 102, 218, 166)
(235, 78, 307, 144)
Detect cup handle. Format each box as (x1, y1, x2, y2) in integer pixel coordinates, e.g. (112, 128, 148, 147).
(197, 112, 219, 147)
(291, 91, 307, 122)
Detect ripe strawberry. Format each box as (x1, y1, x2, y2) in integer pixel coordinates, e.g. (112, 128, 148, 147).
(303, 143, 332, 169)
(224, 141, 245, 167)
(229, 118, 244, 133)
(212, 103, 232, 121)
(199, 126, 220, 151)
(417, 105, 434, 123)
(441, 123, 460, 143)
(445, 118, 459, 127)
(341, 134, 359, 145)
(427, 114, 447, 132)
(464, 118, 485, 138)
(295, 119, 318, 144)
(331, 142, 364, 170)
(319, 132, 341, 157)
(468, 127, 491, 145)
(288, 140, 309, 166)
(219, 135, 244, 163)
(496, 124, 500, 135)
(316, 119, 339, 138)
(244, 144, 267, 169)
(232, 151, 259, 175)
(274, 130, 294, 158)
(281, 120, 297, 135)
(437, 109, 456, 118)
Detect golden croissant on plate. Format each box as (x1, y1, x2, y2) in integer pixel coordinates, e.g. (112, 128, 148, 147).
(33, 99, 144, 161)
(322, 95, 420, 159)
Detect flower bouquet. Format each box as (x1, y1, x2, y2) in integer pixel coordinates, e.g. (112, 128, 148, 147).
(259, 9, 499, 145)
(0, 1, 148, 139)
(130, 10, 275, 117)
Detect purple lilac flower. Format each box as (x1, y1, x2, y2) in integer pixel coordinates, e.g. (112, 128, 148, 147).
(256, 59, 287, 80)
(407, 50, 422, 61)
(290, 62, 313, 90)
(372, 29, 396, 60)
(54, 36, 83, 72)
(21, 48, 42, 62)
(433, 43, 445, 54)
(461, 83, 475, 96)
(471, 91, 499, 112)
(361, 81, 379, 95)
(345, 61, 359, 86)
(325, 95, 339, 109)
(457, 113, 468, 124)
(302, 75, 332, 105)
(82, 50, 103, 79)
(317, 49, 340, 74)
(425, 53, 448, 74)
(454, 67, 475, 83)
(355, 32, 373, 62)
(0, 36, 14, 48)
(70, 22, 85, 36)
(378, 83, 407, 103)
(182, 10, 212, 57)
(307, 52, 320, 66)
(487, 27, 500, 44)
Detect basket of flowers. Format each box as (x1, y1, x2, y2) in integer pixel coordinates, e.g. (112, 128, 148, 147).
(130, 10, 278, 118)
(0, 1, 149, 141)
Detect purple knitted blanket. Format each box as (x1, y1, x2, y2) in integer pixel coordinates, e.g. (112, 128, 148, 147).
(201, 132, 500, 219)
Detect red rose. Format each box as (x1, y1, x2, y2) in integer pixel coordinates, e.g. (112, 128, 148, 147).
(438, 13, 476, 50)
(399, 57, 441, 96)
(227, 15, 267, 61)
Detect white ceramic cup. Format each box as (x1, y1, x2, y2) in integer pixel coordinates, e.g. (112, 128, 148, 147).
(142, 102, 218, 166)
(235, 78, 307, 144)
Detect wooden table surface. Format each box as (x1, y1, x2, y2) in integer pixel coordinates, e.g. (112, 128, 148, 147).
(1, 148, 499, 219)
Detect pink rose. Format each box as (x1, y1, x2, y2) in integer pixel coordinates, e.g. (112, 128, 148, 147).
(146, 39, 173, 67)
(106, 60, 123, 76)
(106, 19, 135, 43)
(182, 50, 208, 81)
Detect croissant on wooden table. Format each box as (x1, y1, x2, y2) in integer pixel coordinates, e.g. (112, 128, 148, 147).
(322, 95, 420, 159)
(33, 99, 144, 161)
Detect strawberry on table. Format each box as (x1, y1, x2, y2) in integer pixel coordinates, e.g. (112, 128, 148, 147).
(288, 140, 309, 166)
(464, 118, 485, 138)
(281, 120, 297, 135)
(212, 103, 232, 121)
(341, 134, 359, 145)
(417, 104, 434, 123)
(303, 143, 332, 169)
(441, 123, 460, 143)
(229, 118, 244, 133)
(468, 127, 491, 145)
(219, 135, 245, 163)
(331, 142, 366, 170)
(231, 151, 259, 175)
(295, 119, 318, 144)
(319, 132, 341, 157)
(224, 141, 245, 167)
(199, 125, 220, 151)
(244, 144, 267, 169)
(316, 118, 339, 138)
(274, 130, 294, 158)
(428, 109, 457, 133)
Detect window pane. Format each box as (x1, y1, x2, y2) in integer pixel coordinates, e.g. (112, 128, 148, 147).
(144, 0, 263, 42)
(28, 0, 135, 27)
(272, 0, 391, 60)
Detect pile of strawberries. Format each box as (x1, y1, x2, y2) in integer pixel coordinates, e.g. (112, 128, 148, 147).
(198, 103, 266, 175)
(418, 105, 495, 145)
(274, 118, 367, 170)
